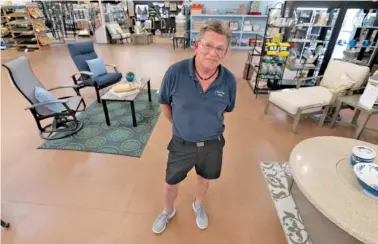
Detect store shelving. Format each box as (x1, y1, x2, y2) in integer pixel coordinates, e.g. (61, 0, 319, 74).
(190, 10, 268, 49)
(1, 3, 50, 50)
(247, 7, 302, 96)
(191, 14, 267, 18)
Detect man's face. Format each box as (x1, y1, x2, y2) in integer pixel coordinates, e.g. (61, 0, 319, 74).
(195, 30, 228, 70)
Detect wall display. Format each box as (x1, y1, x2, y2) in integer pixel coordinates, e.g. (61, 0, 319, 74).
(189, 1, 268, 49)
(332, 9, 378, 68)
(288, 7, 339, 78)
(136, 4, 149, 21)
(103, 3, 127, 29)
(127, 0, 135, 17)
(143, 1, 184, 35)
(169, 3, 176, 11)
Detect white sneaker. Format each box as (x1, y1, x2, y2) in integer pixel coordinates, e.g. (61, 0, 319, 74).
(152, 207, 176, 234)
(192, 201, 208, 229)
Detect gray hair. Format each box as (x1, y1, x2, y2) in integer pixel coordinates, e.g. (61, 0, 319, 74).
(197, 19, 232, 46)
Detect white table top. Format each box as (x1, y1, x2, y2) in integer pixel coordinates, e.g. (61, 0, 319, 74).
(289, 136, 378, 244)
(101, 77, 150, 101)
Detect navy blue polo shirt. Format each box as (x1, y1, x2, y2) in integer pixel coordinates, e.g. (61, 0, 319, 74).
(158, 57, 237, 142)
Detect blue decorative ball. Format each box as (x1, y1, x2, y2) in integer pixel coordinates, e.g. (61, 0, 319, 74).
(348, 40, 357, 48)
(362, 40, 371, 47)
(337, 39, 346, 46)
(126, 72, 135, 82)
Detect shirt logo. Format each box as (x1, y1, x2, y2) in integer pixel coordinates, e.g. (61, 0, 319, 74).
(215, 90, 225, 97)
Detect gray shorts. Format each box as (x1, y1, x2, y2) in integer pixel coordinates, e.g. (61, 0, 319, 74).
(165, 135, 225, 185)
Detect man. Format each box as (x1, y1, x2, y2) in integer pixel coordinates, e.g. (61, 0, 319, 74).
(152, 20, 237, 234)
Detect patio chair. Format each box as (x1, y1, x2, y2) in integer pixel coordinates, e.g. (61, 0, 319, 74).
(2, 56, 85, 140)
(67, 41, 122, 103)
(105, 22, 131, 44)
(264, 60, 370, 133)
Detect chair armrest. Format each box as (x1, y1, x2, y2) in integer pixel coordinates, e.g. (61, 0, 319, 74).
(71, 71, 94, 86)
(72, 71, 94, 77)
(296, 75, 324, 88)
(351, 86, 365, 92)
(346, 86, 366, 95)
(105, 64, 119, 73)
(48, 85, 80, 91)
(25, 99, 68, 110)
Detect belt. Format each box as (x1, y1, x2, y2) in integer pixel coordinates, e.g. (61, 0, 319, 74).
(173, 135, 222, 147)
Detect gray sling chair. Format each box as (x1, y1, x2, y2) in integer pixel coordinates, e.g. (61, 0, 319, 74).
(2, 56, 86, 140)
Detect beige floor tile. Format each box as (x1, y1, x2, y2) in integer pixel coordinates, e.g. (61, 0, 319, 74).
(1, 40, 377, 244)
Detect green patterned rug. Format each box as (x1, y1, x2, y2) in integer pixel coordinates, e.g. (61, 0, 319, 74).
(38, 90, 161, 157)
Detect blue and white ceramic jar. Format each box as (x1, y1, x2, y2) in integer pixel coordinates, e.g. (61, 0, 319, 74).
(350, 146, 376, 166)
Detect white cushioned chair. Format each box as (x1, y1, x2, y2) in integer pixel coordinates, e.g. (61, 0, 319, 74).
(264, 60, 370, 133)
(105, 22, 131, 44)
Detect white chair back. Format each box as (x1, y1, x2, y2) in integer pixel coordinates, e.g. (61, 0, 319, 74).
(321, 60, 370, 89)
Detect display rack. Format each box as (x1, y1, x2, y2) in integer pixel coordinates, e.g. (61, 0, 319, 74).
(39, 1, 77, 42)
(249, 7, 298, 96)
(1, 9, 12, 49)
(1, 3, 50, 50)
(337, 13, 378, 68)
(103, 2, 127, 28)
(73, 3, 100, 37)
(289, 7, 339, 78)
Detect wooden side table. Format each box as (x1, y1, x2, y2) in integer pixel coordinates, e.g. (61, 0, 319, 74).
(172, 36, 188, 50)
(131, 33, 153, 45)
(330, 94, 378, 139)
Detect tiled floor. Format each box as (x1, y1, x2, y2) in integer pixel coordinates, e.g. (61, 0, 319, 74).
(1, 39, 377, 244)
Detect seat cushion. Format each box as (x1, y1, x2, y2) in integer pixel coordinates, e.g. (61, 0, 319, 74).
(93, 72, 122, 87)
(86, 57, 108, 78)
(34, 87, 63, 113)
(269, 86, 333, 115)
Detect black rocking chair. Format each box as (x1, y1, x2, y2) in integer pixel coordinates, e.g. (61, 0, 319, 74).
(2, 56, 86, 140)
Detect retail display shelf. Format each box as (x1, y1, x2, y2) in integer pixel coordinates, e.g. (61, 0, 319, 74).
(191, 14, 268, 18)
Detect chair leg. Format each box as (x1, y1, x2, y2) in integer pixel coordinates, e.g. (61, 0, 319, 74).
(95, 86, 101, 103)
(293, 111, 301, 133)
(319, 106, 330, 127)
(1, 220, 10, 228)
(264, 100, 270, 114)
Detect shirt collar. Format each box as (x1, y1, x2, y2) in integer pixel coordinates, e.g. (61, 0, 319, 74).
(188, 56, 224, 80)
(188, 56, 195, 77)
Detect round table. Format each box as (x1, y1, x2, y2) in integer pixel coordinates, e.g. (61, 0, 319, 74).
(290, 136, 378, 244)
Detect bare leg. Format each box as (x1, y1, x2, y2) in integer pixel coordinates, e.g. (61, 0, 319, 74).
(195, 175, 210, 205)
(164, 183, 179, 212)
(152, 183, 179, 233)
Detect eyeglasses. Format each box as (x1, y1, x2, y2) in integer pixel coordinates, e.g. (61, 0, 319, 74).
(199, 41, 227, 56)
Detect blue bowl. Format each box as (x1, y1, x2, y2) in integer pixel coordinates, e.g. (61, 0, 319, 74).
(350, 154, 374, 166)
(353, 163, 378, 198)
(350, 146, 376, 166)
(357, 178, 378, 197)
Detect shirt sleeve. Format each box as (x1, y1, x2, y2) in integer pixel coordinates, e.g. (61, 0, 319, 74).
(158, 67, 173, 105)
(225, 75, 237, 112)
